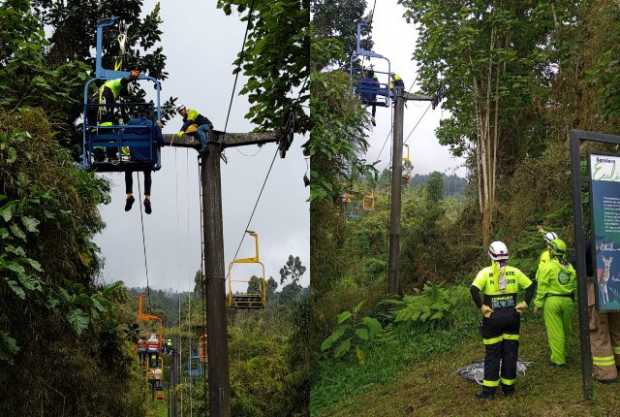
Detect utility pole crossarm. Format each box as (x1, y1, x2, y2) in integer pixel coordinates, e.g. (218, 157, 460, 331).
(162, 130, 279, 149)
(402, 91, 433, 102)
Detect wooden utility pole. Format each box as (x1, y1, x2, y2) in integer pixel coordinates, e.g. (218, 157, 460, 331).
(387, 90, 435, 295)
(162, 128, 291, 417)
(200, 141, 231, 416)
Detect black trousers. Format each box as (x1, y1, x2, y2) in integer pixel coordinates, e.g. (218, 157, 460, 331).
(480, 308, 520, 392)
(100, 87, 116, 124)
(125, 170, 152, 195)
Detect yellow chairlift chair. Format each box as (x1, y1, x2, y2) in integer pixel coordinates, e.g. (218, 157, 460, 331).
(362, 191, 375, 211)
(226, 230, 267, 310)
(402, 144, 413, 183)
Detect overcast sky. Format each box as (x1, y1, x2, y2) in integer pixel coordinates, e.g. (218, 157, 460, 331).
(95, 0, 310, 292)
(365, 1, 465, 177)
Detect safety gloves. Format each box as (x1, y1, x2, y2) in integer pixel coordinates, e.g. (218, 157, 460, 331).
(515, 301, 528, 314)
(480, 304, 494, 318)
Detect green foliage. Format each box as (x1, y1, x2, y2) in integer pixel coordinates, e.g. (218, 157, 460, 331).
(320, 302, 383, 364)
(217, 0, 310, 133)
(311, 283, 480, 415)
(174, 293, 310, 417)
(425, 171, 443, 205)
(280, 254, 307, 285)
(310, 0, 369, 68)
(23, 0, 176, 152)
(0, 108, 143, 417)
(308, 70, 371, 201)
(0, 0, 90, 137)
(384, 284, 471, 329)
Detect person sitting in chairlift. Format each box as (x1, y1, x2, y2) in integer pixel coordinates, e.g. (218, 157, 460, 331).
(123, 110, 163, 215)
(137, 335, 147, 367)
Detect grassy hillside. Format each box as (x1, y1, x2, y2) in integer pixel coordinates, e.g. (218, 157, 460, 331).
(312, 310, 620, 417)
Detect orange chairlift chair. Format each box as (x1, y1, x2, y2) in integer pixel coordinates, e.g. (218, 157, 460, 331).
(136, 293, 164, 365)
(137, 294, 166, 400)
(226, 230, 267, 309)
(137, 293, 164, 342)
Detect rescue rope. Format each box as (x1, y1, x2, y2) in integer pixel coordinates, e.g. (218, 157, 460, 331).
(178, 294, 184, 417)
(187, 292, 193, 417)
(137, 173, 151, 310)
(114, 21, 128, 71)
(197, 160, 208, 382)
(186, 149, 190, 235)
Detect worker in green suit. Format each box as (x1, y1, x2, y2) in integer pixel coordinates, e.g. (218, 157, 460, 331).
(537, 227, 559, 267)
(534, 238, 577, 366)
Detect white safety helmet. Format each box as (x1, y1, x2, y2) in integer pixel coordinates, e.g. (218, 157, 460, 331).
(176, 105, 187, 114)
(544, 231, 558, 245)
(488, 241, 509, 262)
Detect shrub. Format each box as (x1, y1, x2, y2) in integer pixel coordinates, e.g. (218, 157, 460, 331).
(320, 301, 383, 364)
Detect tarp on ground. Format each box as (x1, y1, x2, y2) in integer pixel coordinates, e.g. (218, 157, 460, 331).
(457, 360, 532, 385)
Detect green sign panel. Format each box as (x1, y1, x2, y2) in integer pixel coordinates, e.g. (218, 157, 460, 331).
(590, 154, 620, 311)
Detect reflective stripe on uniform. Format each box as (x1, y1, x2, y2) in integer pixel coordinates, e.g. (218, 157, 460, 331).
(99, 78, 123, 103)
(483, 333, 519, 345)
(483, 335, 503, 345)
(592, 355, 616, 367)
(187, 109, 199, 121)
(613, 346, 620, 355)
(500, 377, 516, 386)
(482, 379, 500, 387)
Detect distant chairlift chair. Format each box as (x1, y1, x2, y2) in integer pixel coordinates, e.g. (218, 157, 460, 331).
(362, 191, 375, 211)
(226, 230, 267, 309)
(188, 352, 203, 379)
(402, 144, 413, 183)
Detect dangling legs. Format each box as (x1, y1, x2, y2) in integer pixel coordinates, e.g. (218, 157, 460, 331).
(143, 169, 152, 214)
(125, 170, 135, 212)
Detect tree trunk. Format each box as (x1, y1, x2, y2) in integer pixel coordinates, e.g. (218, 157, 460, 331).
(470, 25, 501, 248)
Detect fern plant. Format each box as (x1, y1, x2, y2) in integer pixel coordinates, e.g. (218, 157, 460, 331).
(320, 301, 383, 363)
(382, 283, 469, 328)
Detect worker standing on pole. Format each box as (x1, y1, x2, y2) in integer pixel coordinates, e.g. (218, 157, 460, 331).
(534, 238, 576, 366)
(470, 241, 535, 399)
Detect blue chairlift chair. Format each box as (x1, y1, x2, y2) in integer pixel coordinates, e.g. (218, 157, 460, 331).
(82, 17, 163, 172)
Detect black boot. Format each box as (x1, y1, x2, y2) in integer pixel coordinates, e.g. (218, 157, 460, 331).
(144, 198, 152, 215)
(501, 385, 515, 397)
(475, 389, 496, 400)
(125, 195, 135, 212)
